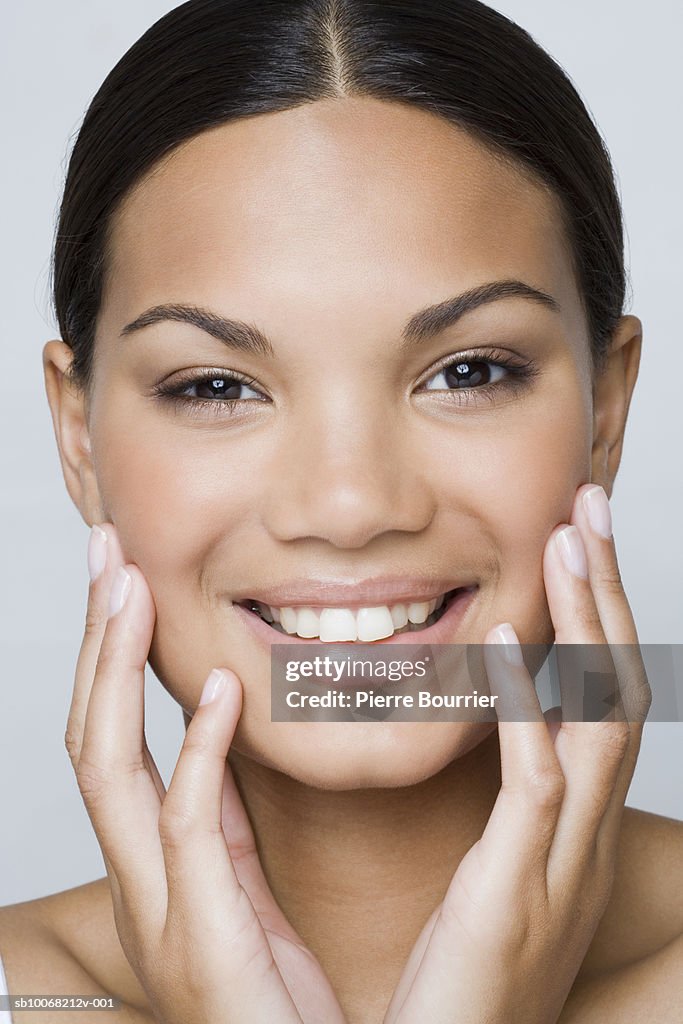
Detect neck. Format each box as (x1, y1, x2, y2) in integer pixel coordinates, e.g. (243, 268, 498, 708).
(227, 729, 502, 1017)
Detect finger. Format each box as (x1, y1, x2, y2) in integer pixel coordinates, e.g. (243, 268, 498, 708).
(381, 905, 441, 1024)
(568, 485, 650, 843)
(544, 510, 620, 733)
(159, 670, 264, 948)
(162, 679, 318, 1021)
(71, 523, 167, 804)
(76, 563, 167, 937)
(570, 484, 651, 728)
(543, 517, 625, 875)
(65, 523, 126, 769)
(218, 759, 302, 943)
(545, 519, 608, 649)
(574, 485, 638, 645)
(477, 624, 565, 874)
(542, 489, 649, 886)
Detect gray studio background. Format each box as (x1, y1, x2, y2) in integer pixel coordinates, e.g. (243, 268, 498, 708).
(1, 1, 681, 907)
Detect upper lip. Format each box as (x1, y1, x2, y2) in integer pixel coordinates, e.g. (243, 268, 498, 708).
(232, 575, 477, 609)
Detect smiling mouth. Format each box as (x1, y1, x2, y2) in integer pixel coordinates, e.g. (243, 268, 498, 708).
(236, 587, 470, 642)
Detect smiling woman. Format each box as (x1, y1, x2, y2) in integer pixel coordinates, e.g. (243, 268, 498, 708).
(1, 1, 682, 1023)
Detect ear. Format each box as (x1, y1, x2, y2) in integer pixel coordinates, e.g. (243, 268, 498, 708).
(590, 315, 642, 498)
(42, 340, 105, 526)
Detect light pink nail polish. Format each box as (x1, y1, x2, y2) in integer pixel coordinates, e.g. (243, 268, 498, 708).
(492, 622, 524, 666)
(582, 485, 612, 539)
(199, 669, 227, 706)
(87, 525, 108, 581)
(108, 567, 132, 618)
(556, 525, 589, 579)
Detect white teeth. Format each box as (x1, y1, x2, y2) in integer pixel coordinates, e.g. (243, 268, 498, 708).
(251, 592, 454, 641)
(407, 601, 430, 624)
(390, 603, 408, 628)
(319, 608, 358, 642)
(296, 607, 320, 638)
(356, 607, 395, 642)
(279, 607, 298, 634)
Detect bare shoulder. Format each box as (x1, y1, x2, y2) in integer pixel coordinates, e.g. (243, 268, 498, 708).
(579, 805, 683, 977)
(0, 879, 151, 1023)
(563, 806, 683, 1021)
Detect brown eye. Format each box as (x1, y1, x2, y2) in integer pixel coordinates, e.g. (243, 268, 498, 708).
(423, 358, 506, 391)
(193, 376, 252, 400)
(154, 370, 267, 405)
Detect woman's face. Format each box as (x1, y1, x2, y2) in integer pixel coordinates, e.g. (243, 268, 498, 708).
(59, 97, 598, 788)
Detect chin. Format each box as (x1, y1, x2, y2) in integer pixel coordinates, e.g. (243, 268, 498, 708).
(234, 719, 494, 790)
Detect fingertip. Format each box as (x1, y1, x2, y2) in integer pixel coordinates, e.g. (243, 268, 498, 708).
(86, 522, 125, 601)
(115, 562, 156, 614)
(87, 524, 108, 582)
(198, 668, 242, 708)
(95, 522, 127, 571)
(545, 522, 572, 558)
(218, 669, 244, 714)
(104, 563, 156, 643)
(486, 622, 524, 667)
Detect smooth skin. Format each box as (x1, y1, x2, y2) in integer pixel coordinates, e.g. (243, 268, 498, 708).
(1, 97, 682, 1022)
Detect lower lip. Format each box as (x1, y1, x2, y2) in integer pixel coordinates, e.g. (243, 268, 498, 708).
(232, 586, 479, 648)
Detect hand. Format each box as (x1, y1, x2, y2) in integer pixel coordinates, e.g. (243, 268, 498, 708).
(65, 523, 346, 1024)
(382, 483, 652, 1024)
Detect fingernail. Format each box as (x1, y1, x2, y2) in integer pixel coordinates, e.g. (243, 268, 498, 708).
(555, 525, 589, 579)
(199, 669, 227, 706)
(87, 524, 108, 581)
(108, 567, 131, 617)
(582, 485, 612, 539)
(492, 622, 524, 666)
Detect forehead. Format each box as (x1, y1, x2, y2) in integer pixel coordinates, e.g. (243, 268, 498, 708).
(103, 96, 581, 328)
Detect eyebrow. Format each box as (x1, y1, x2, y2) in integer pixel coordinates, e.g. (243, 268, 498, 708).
(120, 279, 561, 357)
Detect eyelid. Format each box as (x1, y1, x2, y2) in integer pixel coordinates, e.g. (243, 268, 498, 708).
(415, 345, 530, 385)
(151, 366, 267, 397)
(413, 347, 539, 409)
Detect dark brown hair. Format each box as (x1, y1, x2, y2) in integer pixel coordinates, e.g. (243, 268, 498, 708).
(53, 0, 625, 390)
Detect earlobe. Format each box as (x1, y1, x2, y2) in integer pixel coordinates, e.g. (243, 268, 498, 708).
(42, 339, 103, 526)
(590, 315, 642, 497)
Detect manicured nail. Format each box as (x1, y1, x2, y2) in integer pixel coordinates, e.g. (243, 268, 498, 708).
(582, 485, 612, 539)
(108, 567, 132, 617)
(199, 669, 227, 706)
(492, 622, 524, 666)
(87, 524, 108, 581)
(555, 525, 589, 579)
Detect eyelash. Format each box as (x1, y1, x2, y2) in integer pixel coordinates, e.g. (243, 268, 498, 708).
(150, 347, 538, 417)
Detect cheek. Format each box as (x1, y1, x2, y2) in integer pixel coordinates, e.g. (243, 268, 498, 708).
(94, 413, 259, 571)
(92, 408, 273, 704)
(465, 389, 590, 639)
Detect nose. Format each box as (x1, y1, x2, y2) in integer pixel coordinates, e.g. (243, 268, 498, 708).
(261, 397, 436, 549)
